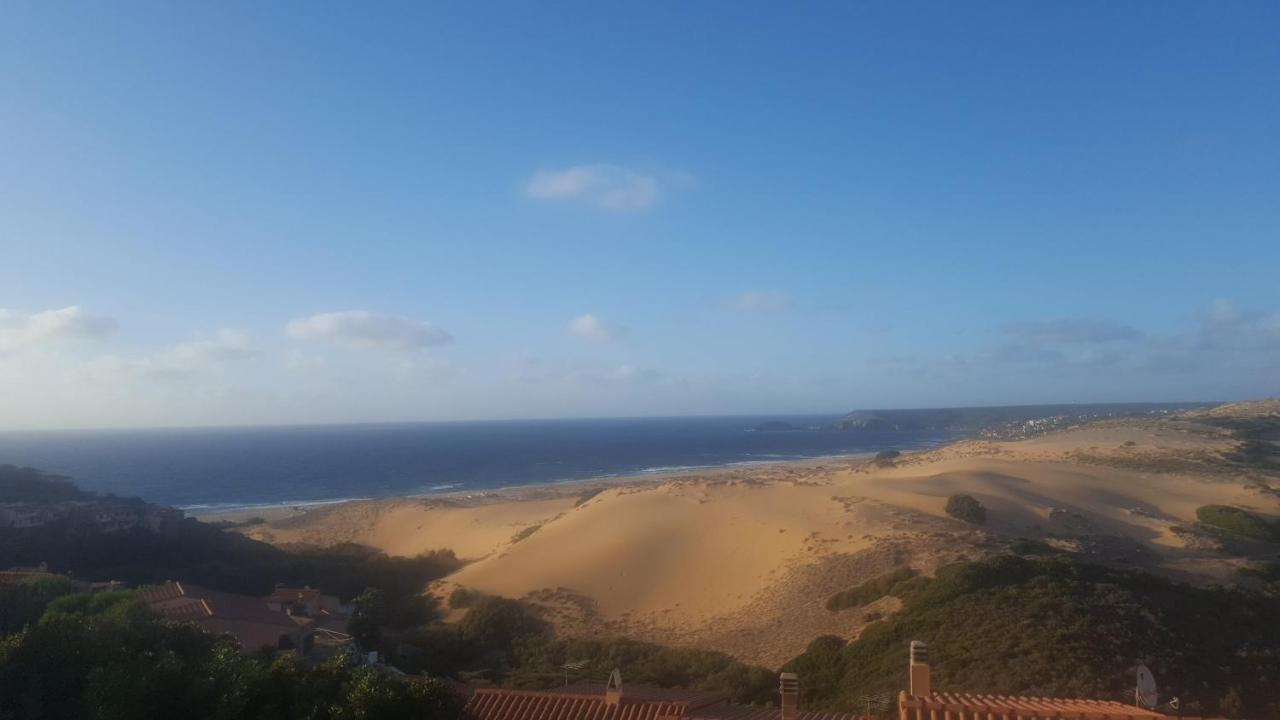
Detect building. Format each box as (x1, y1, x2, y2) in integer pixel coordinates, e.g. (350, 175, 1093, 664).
(0, 563, 60, 587)
(138, 581, 318, 653)
(0, 500, 182, 533)
(465, 669, 868, 720)
(898, 641, 1210, 720)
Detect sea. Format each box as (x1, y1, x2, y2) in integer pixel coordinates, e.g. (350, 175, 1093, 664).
(0, 416, 955, 513)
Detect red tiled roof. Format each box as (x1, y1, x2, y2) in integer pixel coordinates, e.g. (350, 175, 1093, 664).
(136, 580, 188, 604)
(690, 707, 859, 720)
(465, 686, 866, 720)
(466, 687, 712, 720)
(0, 570, 59, 586)
(153, 598, 213, 621)
(139, 581, 304, 629)
(264, 587, 322, 604)
(558, 684, 726, 710)
(900, 691, 1168, 720)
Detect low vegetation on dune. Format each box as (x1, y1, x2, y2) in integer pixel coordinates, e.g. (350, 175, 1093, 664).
(944, 494, 986, 525)
(382, 596, 776, 704)
(1197, 410, 1280, 471)
(786, 556, 1280, 719)
(1196, 504, 1278, 542)
(826, 567, 919, 612)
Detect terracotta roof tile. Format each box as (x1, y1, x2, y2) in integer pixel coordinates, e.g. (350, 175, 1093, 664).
(466, 687, 866, 720)
(901, 691, 1168, 719)
(264, 587, 322, 604)
(467, 687, 707, 720)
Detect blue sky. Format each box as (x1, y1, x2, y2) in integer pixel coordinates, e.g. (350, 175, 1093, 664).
(2, 2, 1278, 429)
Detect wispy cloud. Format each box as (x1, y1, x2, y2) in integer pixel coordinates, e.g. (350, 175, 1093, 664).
(1001, 318, 1141, 344)
(287, 311, 452, 351)
(168, 329, 256, 363)
(725, 291, 790, 314)
(567, 313, 625, 343)
(609, 364, 660, 384)
(524, 164, 690, 211)
(0, 306, 116, 352)
(86, 329, 255, 382)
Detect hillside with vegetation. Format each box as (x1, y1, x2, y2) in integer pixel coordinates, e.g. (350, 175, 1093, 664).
(785, 556, 1280, 719)
(0, 581, 457, 720)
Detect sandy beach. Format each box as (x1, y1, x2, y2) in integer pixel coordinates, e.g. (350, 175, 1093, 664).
(211, 403, 1279, 667)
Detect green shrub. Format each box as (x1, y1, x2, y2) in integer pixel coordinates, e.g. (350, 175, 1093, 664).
(1196, 505, 1277, 542)
(449, 587, 485, 609)
(1238, 562, 1280, 583)
(945, 494, 987, 525)
(1008, 538, 1059, 556)
(827, 567, 919, 611)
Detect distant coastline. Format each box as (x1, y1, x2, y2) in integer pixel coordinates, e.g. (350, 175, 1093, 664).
(0, 402, 1211, 514)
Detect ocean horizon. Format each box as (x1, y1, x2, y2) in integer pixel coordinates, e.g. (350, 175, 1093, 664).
(0, 415, 957, 512)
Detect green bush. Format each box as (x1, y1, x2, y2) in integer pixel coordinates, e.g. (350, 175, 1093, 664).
(945, 494, 987, 525)
(1196, 505, 1277, 542)
(827, 567, 919, 611)
(1008, 538, 1059, 556)
(448, 587, 485, 609)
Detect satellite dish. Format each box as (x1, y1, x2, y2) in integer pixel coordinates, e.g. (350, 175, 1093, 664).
(1135, 665, 1158, 709)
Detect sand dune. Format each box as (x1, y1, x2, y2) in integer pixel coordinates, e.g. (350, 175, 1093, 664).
(235, 405, 1279, 667)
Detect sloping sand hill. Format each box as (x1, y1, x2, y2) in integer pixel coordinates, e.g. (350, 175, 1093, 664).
(235, 402, 1279, 667)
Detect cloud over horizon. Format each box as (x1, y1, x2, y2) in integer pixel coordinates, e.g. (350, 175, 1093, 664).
(286, 311, 453, 351)
(0, 306, 117, 352)
(524, 164, 689, 211)
(567, 313, 625, 343)
(86, 328, 256, 382)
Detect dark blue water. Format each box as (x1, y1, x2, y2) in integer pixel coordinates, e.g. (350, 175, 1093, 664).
(0, 416, 955, 511)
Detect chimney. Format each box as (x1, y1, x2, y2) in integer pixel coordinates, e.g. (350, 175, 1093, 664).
(605, 668, 623, 707)
(779, 672, 799, 720)
(909, 641, 931, 698)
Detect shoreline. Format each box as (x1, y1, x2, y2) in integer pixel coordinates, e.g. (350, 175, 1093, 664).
(189, 450, 888, 522)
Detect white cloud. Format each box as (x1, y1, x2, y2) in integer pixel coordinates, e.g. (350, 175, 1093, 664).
(168, 329, 256, 363)
(0, 306, 116, 351)
(567, 313, 625, 343)
(85, 328, 257, 382)
(726, 291, 790, 314)
(610, 364, 660, 384)
(524, 164, 689, 211)
(286, 311, 452, 351)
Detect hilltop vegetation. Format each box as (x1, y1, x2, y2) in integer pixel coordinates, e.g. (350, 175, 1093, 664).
(0, 465, 94, 503)
(785, 556, 1280, 719)
(0, 580, 457, 720)
(0, 469, 462, 638)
